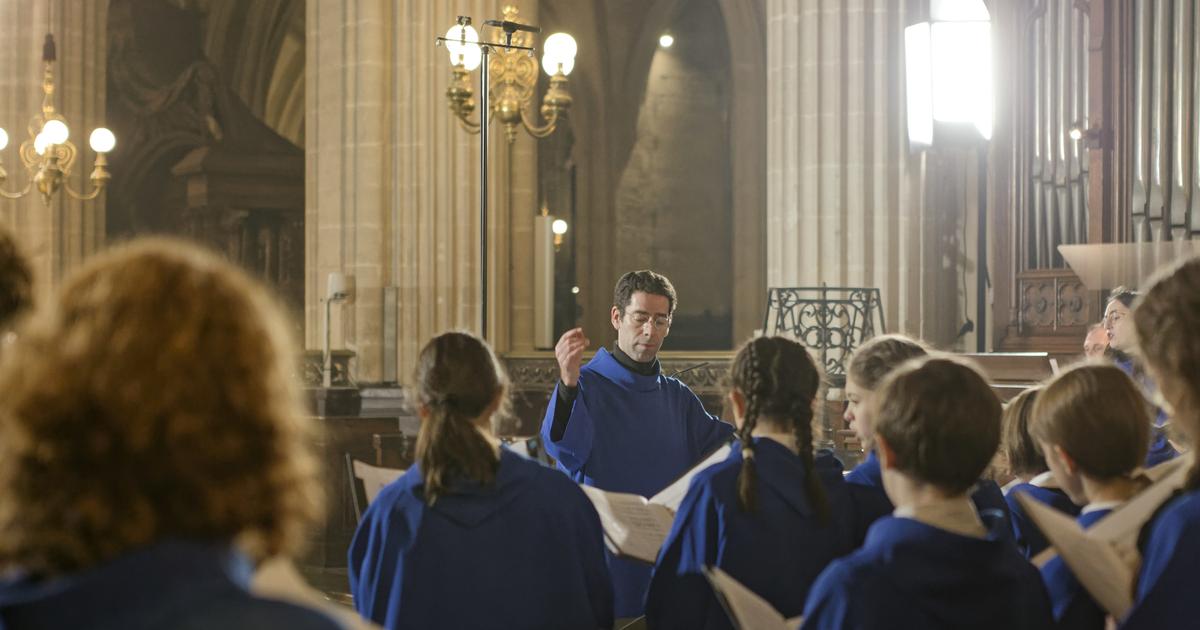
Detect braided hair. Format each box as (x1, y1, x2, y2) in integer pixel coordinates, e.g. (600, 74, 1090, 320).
(730, 336, 828, 521)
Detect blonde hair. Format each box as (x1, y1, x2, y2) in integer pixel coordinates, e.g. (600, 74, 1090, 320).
(0, 238, 321, 575)
(1029, 364, 1149, 480)
(1000, 387, 1046, 478)
(1134, 256, 1200, 487)
(847, 334, 928, 390)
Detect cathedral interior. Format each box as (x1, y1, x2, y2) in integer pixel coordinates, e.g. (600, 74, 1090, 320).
(1, 0, 1198, 621)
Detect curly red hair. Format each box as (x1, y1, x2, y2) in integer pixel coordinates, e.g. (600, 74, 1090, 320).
(0, 238, 321, 575)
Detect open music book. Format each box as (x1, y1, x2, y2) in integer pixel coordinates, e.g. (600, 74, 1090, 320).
(1031, 453, 1193, 568)
(704, 567, 803, 630)
(580, 443, 732, 564)
(1018, 451, 1194, 618)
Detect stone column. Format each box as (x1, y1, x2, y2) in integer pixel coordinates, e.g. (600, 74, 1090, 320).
(0, 1, 108, 301)
(766, 0, 968, 347)
(308, 0, 546, 383)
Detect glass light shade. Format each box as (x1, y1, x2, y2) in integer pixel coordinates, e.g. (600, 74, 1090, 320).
(904, 23, 934, 147)
(541, 54, 574, 76)
(931, 0, 990, 21)
(659, 33, 675, 48)
(34, 132, 48, 155)
(543, 32, 577, 64)
(930, 21, 992, 140)
(41, 119, 69, 145)
(459, 43, 482, 71)
(445, 24, 481, 70)
(89, 127, 116, 153)
(0, 128, 7, 151)
(551, 219, 569, 235)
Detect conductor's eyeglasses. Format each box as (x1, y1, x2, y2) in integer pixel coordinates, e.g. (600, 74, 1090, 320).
(628, 312, 671, 330)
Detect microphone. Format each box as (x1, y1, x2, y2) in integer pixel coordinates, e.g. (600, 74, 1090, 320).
(484, 19, 542, 34)
(669, 362, 711, 379)
(954, 319, 975, 340)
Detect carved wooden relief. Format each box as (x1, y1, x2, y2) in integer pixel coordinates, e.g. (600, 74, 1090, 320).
(1017, 269, 1096, 336)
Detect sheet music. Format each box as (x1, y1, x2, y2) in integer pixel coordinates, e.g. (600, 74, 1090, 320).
(352, 460, 406, 504)
(704, 567, 796, 630)
(1032, 452, 1193, 568)
(580, 485, 676, 564)
(650, 443, 734, 512)
(1017, 493, 1135, 618)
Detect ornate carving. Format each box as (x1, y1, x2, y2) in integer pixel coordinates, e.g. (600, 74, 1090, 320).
(762, 287, 886, 384)
(1020, 280, 1057, 328)
(1056, 279, 1089, 327)
(1017, 271, 1094, 333)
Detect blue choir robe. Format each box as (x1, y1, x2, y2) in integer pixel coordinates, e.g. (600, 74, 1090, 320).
(540, 347, 733, 617)
(844, 450, 1014, 543)
(801, 514, 1055, 630)
(347, 449, 613, 630)
(0, 541, 341, 630)
(1040, 509, 1111, 630)
(1005, 482, 1081, 558)
(1119, 489, 1200, 629)
(644, 440, 861, 630)
(1114, 357, 1178, 467)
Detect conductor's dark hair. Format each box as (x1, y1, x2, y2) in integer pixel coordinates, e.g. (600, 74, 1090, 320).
(728, 336, 827, 520)
(1107, 286, 1139, 309)
(613, 270, 677, 316)
(0, 229, 32, 330)
(413, 331, 505, 504)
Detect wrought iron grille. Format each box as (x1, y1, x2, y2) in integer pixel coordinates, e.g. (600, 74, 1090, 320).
(762, 286, 886, 388)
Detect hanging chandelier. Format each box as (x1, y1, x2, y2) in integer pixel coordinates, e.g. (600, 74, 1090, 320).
(0, 35, 115, 205)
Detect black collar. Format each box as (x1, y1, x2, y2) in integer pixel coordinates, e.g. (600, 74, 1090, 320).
(611, 344, 659, 376)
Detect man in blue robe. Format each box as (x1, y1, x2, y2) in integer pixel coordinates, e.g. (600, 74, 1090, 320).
(540, 270, 734, 618)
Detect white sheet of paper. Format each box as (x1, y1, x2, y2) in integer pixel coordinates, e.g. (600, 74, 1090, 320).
(1032, 452, 1194, 568)
(1016, 493, 1135, 618)
(581, 485, 676, 564)
(352, 459, 405, 504)
(649, 443, 733, 512)
(704, 567, 795, 630)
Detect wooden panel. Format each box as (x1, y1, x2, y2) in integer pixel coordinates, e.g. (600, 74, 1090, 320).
(304, 416, 404, 570)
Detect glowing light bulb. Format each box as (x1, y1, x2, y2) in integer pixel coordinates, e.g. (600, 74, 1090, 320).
(41, 119, 69, 145)
(34, 132, 48, 155)
(542, 33, 577, 76)
(89, 127, 116, 153)
(551, 219, 569, 235)
(0, 128, 8, 151)
(445, 24, 482, 71)
(659, 33, 675, 48)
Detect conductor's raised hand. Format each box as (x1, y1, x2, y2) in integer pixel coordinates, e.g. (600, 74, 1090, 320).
(556, 327, 590, 388)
